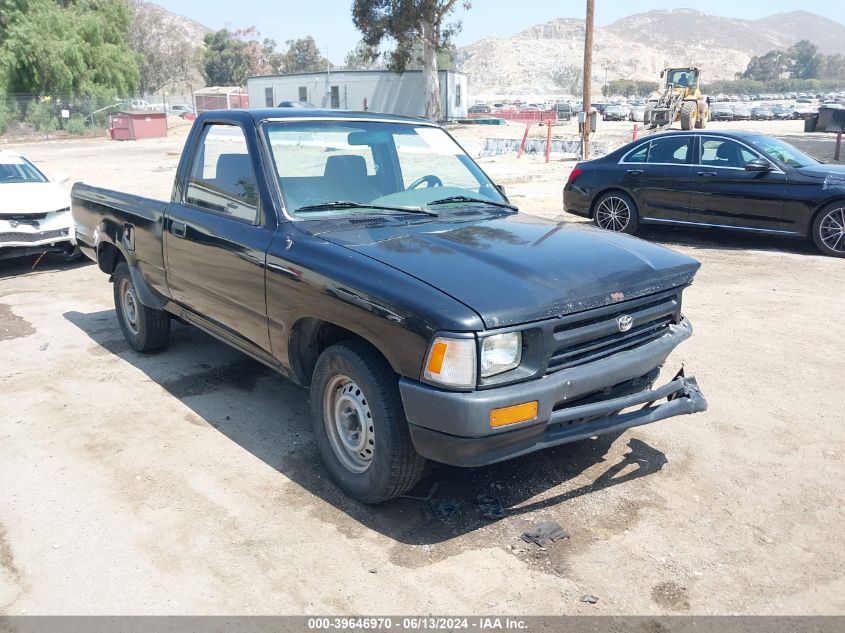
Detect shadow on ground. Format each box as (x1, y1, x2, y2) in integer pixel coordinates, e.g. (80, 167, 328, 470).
(64, 308, 668, 545)
(636, 224, 819, 256)
(0, 252, 91, 280)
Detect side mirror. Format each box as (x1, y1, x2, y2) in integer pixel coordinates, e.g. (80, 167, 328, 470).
(52, 173, 70, 184)
(495, 184, 506, 197)
(744, 158, 771, 172)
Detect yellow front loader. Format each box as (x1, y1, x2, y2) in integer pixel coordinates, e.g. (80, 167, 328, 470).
(644, 67, 709, 131)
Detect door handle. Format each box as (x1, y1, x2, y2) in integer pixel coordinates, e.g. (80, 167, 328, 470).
(626, 169, 643, 175)
(170, 220, 187, 238)
(697, 171, 717, 177)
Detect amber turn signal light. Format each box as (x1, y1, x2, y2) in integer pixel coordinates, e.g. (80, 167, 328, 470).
(490, 401, 538, 428)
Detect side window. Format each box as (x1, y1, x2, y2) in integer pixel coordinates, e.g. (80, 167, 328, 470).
(186, 124, 259, 223)
(455, 83, 462, 107)
(264, 87, 274, 107)
(623, 142, 649, 163)
(647, 137, 690, 164)
(298, 86, 308, 102)
(700, 138, 756, 169)
(330, 86, 340, 109)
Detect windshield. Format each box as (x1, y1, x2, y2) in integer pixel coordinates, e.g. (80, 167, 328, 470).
(0, 156, 48, 183)
(264, 120, 507, 217)
(751, 137, 818, 169)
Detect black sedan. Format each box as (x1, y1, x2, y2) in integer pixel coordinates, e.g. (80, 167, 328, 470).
(563, 131, 845, 257)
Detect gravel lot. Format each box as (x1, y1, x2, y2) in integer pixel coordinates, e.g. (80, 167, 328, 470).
(1, 118, 843, 615)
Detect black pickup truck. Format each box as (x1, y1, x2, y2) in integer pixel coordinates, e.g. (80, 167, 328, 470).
(72, 109, 707, 503)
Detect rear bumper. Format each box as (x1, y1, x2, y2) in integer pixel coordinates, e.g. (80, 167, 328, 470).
(562, 186, 592, 218)
(401, 319, 706, 467)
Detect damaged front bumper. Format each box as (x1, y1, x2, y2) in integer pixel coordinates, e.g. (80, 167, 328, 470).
(401, 319, 707, 467)
(0, 212, 76, 259)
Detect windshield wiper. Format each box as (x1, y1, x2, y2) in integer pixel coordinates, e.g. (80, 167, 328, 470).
(426, 195, 518, 212)
(295, 200, 438, 216)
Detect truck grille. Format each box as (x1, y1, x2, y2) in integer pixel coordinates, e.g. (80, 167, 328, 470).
(546, 290, 681, 373)
(0, 229, 68, 243)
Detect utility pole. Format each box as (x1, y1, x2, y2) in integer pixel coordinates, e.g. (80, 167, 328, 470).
(581, 0, 594, 160)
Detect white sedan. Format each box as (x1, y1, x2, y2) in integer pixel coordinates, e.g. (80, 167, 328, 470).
(0, 150, 76, 260)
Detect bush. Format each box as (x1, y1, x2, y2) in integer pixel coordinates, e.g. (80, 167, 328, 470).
(25, 100, 59, 133)
(65, 114, 88, 135)
(0, 97, 17, 135)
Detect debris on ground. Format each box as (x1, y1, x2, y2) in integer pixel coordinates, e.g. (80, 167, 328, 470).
(580, 595, 599, 604)
(428, 495, 460, 520)
(521, 521, 569, 546)
(477, 494, 506, 520)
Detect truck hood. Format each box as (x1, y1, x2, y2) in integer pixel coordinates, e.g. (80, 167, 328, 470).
(0, 182, 71, 216)
(303, 214, 701, 329)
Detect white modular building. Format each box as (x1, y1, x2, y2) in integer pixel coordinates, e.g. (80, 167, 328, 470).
(246, 69, 468, 120)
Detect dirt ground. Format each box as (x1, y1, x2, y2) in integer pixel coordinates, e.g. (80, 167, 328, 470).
(0, 117, 843, 616)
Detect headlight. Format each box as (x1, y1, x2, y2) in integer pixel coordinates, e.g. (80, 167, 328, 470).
(423, 336, 476, 388)
(480, 332, 522, 378)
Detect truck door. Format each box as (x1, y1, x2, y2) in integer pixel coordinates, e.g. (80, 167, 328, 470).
(164, 122, 275, 356)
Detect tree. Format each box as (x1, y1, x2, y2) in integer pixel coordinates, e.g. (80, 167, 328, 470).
(280, 36, 330, 73)
(0, 0, 139, 98)
(351, 0, 471, 121)
(200, 28, 282, 86)
(129, 1, 200, 95)
(787, 40, 822, 80)
(344, 41, 381, 70)
(743, 50, 789, 82)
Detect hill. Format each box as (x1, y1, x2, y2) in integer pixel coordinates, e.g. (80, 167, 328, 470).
(456, 8, 845, 96)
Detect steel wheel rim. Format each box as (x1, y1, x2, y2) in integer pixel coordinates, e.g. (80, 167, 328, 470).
(323, 374, 374, 473)
(120, 279, 140, 335)
(819, 207, 845, 253)
(596, 196, 631, 232)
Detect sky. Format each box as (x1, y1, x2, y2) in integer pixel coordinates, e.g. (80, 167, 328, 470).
(157, 0, 841, 65)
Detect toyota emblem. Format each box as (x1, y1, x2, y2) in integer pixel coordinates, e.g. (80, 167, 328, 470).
(617, 314, 633, 332)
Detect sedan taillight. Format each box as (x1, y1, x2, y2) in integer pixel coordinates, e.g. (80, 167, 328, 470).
(567, 167, 583, 184)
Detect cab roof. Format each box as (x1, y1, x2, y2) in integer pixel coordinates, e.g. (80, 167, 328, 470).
(201, 108, 436, 126)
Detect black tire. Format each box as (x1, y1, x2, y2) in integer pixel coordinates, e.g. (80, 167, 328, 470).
(643, 105, 654, 126)
(680, 101, 696, 130)
(811, 203, 845, 258)
(695, 108, 706, 129)
(310, 340, 426, 503)
(593, 191, 639, 234)
(113, 261, 170, 352)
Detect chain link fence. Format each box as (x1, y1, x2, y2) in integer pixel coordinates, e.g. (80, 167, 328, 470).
(0, 93, 195, 140)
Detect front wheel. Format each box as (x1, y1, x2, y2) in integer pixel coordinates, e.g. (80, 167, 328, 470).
(310, 341, 426, 503)
(593, 191, 639, 234)
(812, 204, 845, 257)
(680, 102, 696, 130)
(113, 262, 170, 352)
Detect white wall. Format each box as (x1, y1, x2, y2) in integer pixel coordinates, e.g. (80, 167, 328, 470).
(247, 71, 468, 120)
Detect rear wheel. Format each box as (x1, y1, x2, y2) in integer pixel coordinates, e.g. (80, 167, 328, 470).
(695, 108, 706, 129)
(593, 191, 639, 234)
(812, 203, 845, 257)
(310, 341, 426, 503)
(113, 262, 170, 352)
(680, 102, 696, 130)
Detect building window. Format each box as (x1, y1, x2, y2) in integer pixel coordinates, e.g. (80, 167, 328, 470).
(299, 86, 308, 102)
(330, 86, 340, 109)
(265, 87, 274, 107)
(455, 83, 461, 107)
